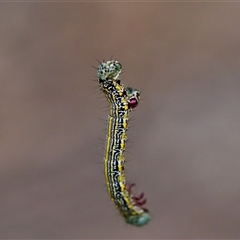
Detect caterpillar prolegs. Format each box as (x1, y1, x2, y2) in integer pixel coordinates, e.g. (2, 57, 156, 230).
(97, 60, 151, 226)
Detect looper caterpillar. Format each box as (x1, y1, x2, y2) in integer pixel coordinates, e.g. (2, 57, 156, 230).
(97, 60, 151, 226)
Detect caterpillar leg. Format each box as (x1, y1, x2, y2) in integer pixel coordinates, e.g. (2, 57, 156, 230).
(125, 182, 151, 226)
(126, 183, 148, 209)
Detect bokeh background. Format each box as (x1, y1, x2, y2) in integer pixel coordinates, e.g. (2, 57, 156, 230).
(1, 2, 240, 239)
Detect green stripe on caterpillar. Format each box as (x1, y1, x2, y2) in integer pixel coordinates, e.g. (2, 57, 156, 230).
(97, 60, 151, 226)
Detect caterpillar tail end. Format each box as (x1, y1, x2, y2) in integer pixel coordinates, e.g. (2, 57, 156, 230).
(126, 212, 151, 227)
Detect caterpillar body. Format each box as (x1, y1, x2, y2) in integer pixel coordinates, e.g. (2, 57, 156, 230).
(97, 60, 151, 226)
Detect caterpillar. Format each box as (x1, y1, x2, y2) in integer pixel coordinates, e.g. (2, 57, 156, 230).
(97, 60, 151, 226)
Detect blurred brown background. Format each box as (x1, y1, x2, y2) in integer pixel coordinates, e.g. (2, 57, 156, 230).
(1, 2, 240, 239)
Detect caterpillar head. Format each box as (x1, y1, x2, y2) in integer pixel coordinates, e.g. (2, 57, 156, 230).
(97, 60, 122, 82)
